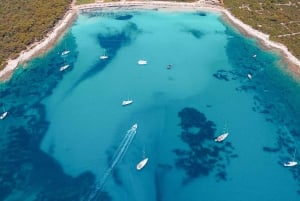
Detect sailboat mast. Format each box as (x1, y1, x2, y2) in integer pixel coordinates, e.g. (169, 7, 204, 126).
(293, 148, 297, 161)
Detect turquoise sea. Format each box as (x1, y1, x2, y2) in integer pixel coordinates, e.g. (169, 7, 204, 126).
(1, 9, 300, 201)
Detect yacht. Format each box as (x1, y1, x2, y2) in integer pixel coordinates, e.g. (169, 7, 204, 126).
(122, 100, 133, 106)
(60, 64, 70, 72)
(61, 50, 70, 56)
(136, 158, 148, 170)
(215, 132, 229, 142)
(138, 60, 147, 65)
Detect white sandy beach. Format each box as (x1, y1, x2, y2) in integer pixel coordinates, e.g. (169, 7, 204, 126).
(1, 0, 300, 80)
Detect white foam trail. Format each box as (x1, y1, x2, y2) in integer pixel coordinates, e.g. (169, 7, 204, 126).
(86, 124, 137, 201)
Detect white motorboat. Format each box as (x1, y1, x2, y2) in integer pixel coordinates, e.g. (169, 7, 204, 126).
(60, 64, 70, 72)
(215, 132, 229, 142)
(283, 161, 298, 167)
(131, 123, 138, 130)
(61, 50, 70, 56)
(0, 111, 8, 120)
(138, 60, 147, 65)
(136, 158, 148, 170)
(122, 100, 133, 106)
(128, 123, 138, 133)
(247, 73, 252, 80)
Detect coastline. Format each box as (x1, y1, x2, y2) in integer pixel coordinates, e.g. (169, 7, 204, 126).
(1, 1, 300, 81)
(0, 6, 78, 81)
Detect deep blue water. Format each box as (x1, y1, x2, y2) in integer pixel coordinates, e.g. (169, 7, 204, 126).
(1, 10, 300, 201)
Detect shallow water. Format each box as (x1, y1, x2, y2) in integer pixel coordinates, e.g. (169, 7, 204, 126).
(1, 10, 300, 201)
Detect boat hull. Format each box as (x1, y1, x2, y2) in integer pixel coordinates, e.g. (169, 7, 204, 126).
(138, 60, 147, 65)
(0, 111, 8, 120)
(60, 64, 70, 71)
(136, 158, 148, 170)
(215, 132, 229, 142)
(122, 100, 133, 106)
(283, 161, 298, 167)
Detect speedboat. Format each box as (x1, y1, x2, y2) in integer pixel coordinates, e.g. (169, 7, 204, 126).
(128, 123, 138, 133)
(215, 132, 229, 142)
(61, 50, 70, 56)
(122, 100, 133, 106)
(60, 64, 70, 72)
(247, 73, 252, 79)
(138, 60, 147, 65)
(283, 161, 298, 167)
(0, 111, 8, 120)
(132, 123, 138, 130)
(136, 158, 148, 170)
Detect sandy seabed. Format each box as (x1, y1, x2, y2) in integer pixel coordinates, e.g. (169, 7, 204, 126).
(1, 1, 300, 81)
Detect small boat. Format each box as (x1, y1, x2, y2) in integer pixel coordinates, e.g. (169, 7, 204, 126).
(131, 123, 138, 130)
(0, 111, 8, 120)
(128, 123, 138, 133)
(247, 73, 252, 80)
(61, 50, 70, 56)
(122, 99, 133, 106)
(167, 64, 172, 69)
(253, 54, 257, 58)
(138, 60, 147, 65)
(100, 55, 108, 60)
(60, 64, 70, 72)
(283, 161, 298, 167)
(215, 132, 229, 142)
(136, 158, 148, 170)
(100, 50, 109, 60)
(284, 148, 297, 167)
(0, 105, 8, 120)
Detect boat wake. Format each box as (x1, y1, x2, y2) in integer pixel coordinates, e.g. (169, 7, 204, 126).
(86, 124, 138, 201)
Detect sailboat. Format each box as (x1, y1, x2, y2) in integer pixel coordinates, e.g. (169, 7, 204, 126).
(59, 57, 70, 72)
(136, 149, 148, 170)
(136, 158, 148, 170)
(59, 64, 70, 72)
(61, 50, 70, 56)
(122, 99, 133, 106)
(247, 73, 252, 80)
(284, 149, 298, 167)
(138, 59, 147, 65)
(100, 50, 109, 60)
(215, 125, 229, 142)
(0, 105, 8, 120)
(122, 95, 133, 106)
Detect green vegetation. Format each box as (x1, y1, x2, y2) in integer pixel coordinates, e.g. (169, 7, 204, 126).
(76, 0, 95, 4)
(224, 0, 300, 60)
(0, 0, 71, 70)
(1, 0, 300, 72)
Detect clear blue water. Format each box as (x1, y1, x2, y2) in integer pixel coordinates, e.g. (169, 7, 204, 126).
(1, 10, 300, 201)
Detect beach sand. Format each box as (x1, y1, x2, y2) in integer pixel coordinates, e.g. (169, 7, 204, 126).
(1, 0, 300, 81)
(0, 7, 78, 81)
